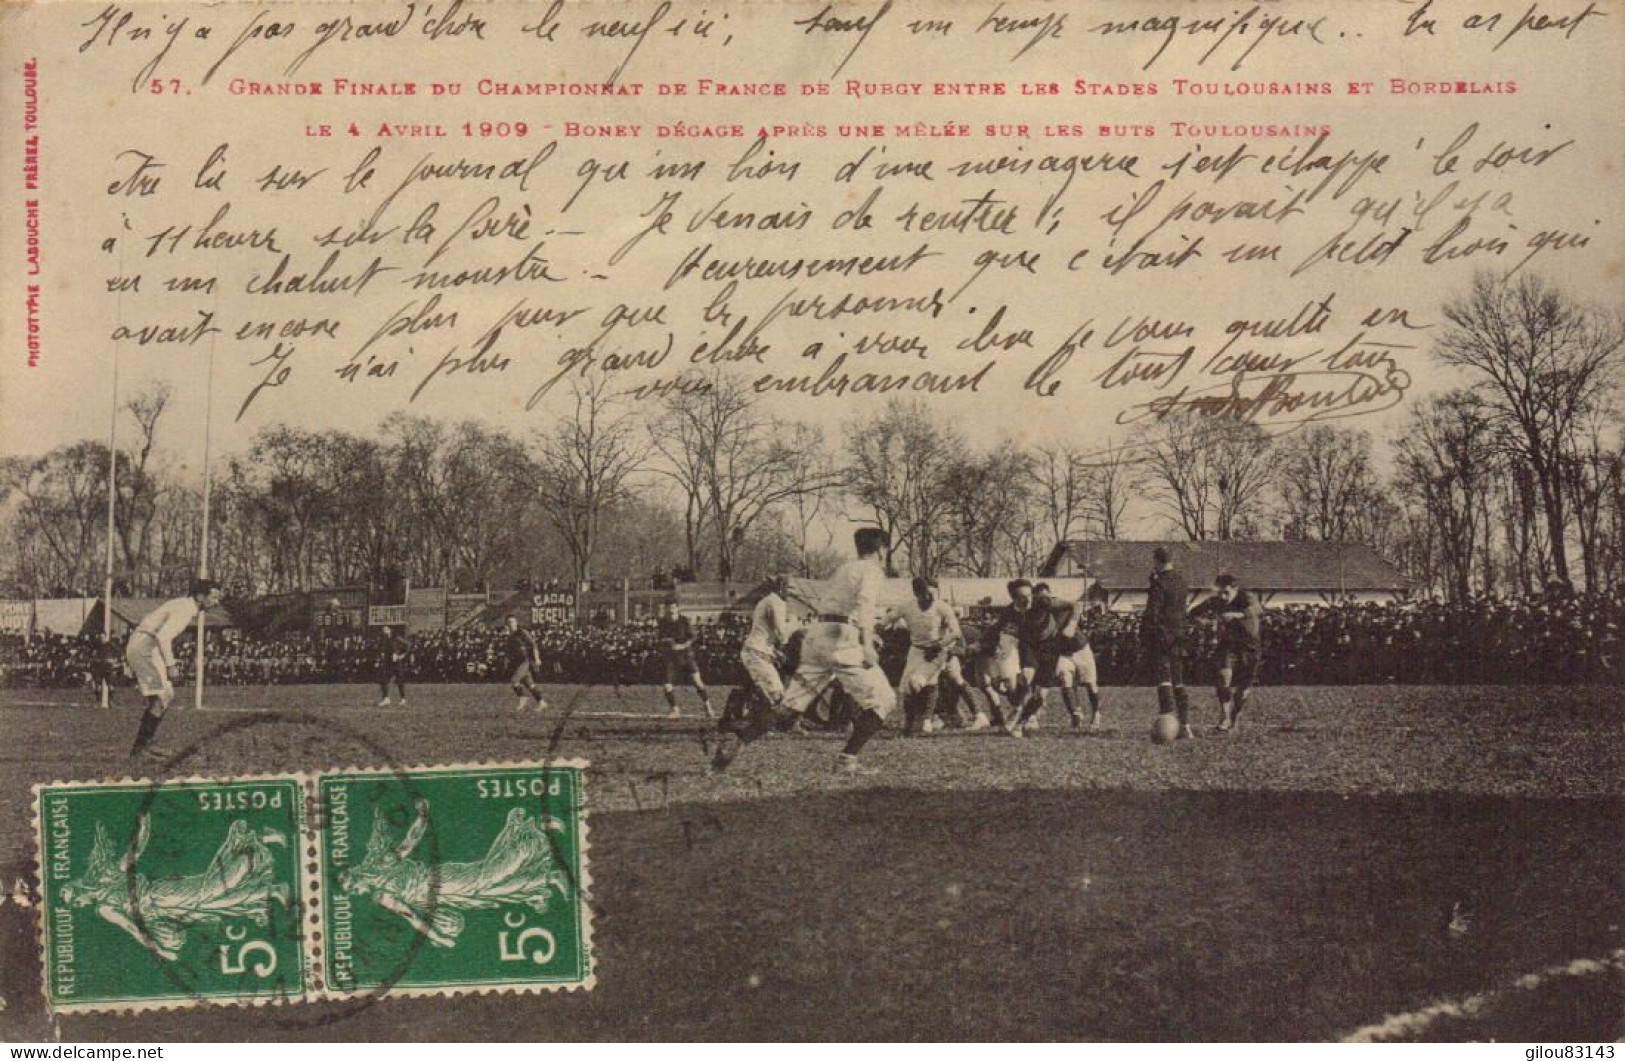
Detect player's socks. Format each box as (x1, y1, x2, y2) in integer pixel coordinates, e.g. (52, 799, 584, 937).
(901, 690, 925, 735)
(842, 709, 884, 757)
(1173, 685, 1192, 727)
(1014, 690, 1042, 729)
(918, 686, 939, 734)
(130, 704, 163, 757)
(1156, 684, 1175, 717)
(736, 702, 790, 744)
(710, 701, 791, 770)
(1058, 686, 1081, 726)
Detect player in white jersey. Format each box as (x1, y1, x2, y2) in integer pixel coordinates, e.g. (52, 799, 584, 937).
(712, 528, 897, 775)
(739, 575, 792, 706)
(896, 576, 966, 736)
(128, 578, 222, 758)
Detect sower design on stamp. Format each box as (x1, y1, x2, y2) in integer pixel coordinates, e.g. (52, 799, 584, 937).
(36, 778, 307, 1012)
(318, 763, 592, 997)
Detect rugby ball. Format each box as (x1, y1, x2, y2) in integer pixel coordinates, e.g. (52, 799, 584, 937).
(1151, 713, 1181, 745)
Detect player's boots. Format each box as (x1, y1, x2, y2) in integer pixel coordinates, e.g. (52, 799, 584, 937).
(129, 702, 164, 759)
(1060, 688, 1083, 729)
(711, 701, 791, 771)
(901, 689, 926, 736)
(833, 753, 879, 776)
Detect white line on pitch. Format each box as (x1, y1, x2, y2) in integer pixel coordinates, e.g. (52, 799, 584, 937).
(1341, 948, 1625, 1042)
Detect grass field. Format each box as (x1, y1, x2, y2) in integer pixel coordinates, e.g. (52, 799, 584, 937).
(1, 682, 1621, 1041)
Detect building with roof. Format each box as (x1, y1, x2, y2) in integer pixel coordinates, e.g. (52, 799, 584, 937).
(1038, 540, 1410, 609)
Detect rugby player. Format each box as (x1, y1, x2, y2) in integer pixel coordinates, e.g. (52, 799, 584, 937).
(1050, 581, 1107, 728)
(504, 614, 550, 712)
(896, 576, 966, 736)
(712, 527, 897, 774)
(1142, 546, 1194, 739)
(376, 625, 409, 707)
(739, 575, 792, 710)
(1009, 582, 1088, 735)
(1191, 572, 1263, 731)
(657, 600, 714, 719)
(127, 578, 222, 758)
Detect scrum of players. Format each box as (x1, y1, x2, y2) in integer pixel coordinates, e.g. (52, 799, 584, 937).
(708, 531, 1264, 776)
(119, 534, 1260, 773)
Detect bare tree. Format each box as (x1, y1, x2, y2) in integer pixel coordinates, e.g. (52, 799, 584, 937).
(664, 371, 847, 582)
(528, 374, 649, 586)
(648, 401, 712, 579)
(1434, 272, 1623, 586)
(1563, 406, 1625, 590)
(1132, 412, 1276, 540)
(1393, 390, 1499, 601)
(112, 384, 172, 593)
(1274, 425, 1382, 542)
(2, 443, 115, 594)
(844, 400, 968, 577)
(944, 438, 1035, 576)
(1031, 443, 1090, 547)
(1082, 438, 1133, 540)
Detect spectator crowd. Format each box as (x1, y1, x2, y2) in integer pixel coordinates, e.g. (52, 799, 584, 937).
(3, 592, 1621, 692)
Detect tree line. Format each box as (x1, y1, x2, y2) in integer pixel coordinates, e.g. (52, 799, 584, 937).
(3, 273, 1620, 601)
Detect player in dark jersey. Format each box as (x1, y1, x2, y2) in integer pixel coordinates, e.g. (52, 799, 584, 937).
(503, 615, 549, 712)
(376, 626, 409, 707)
(1190, 572, 1263, 732)
(1008, 582, 1088, 734)
(656, 600, 713, 719)
(1142, 546, 1194, 739)
(91, 632, 121, 709)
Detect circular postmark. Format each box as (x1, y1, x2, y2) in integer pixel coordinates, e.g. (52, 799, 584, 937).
(101, 685, 608, 1027)
(116, 709, 437, 1028)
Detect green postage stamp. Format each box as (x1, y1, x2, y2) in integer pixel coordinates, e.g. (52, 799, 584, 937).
(33, 761, 593, 1012)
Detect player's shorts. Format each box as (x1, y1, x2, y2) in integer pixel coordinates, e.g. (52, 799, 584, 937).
(663, 650, 701, 685)
(508, 659, 535, 687)
(784, 621, 896, 720)
(1055, 644, 1098, 687)
(739, 645, 784, 702)
(1149, 647, 1187, 686)
(1217, 646, 1260, 689)
(900, 646, 963, 694)
(125, 633, 172, 701)
(975, 634, 1023, 691)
